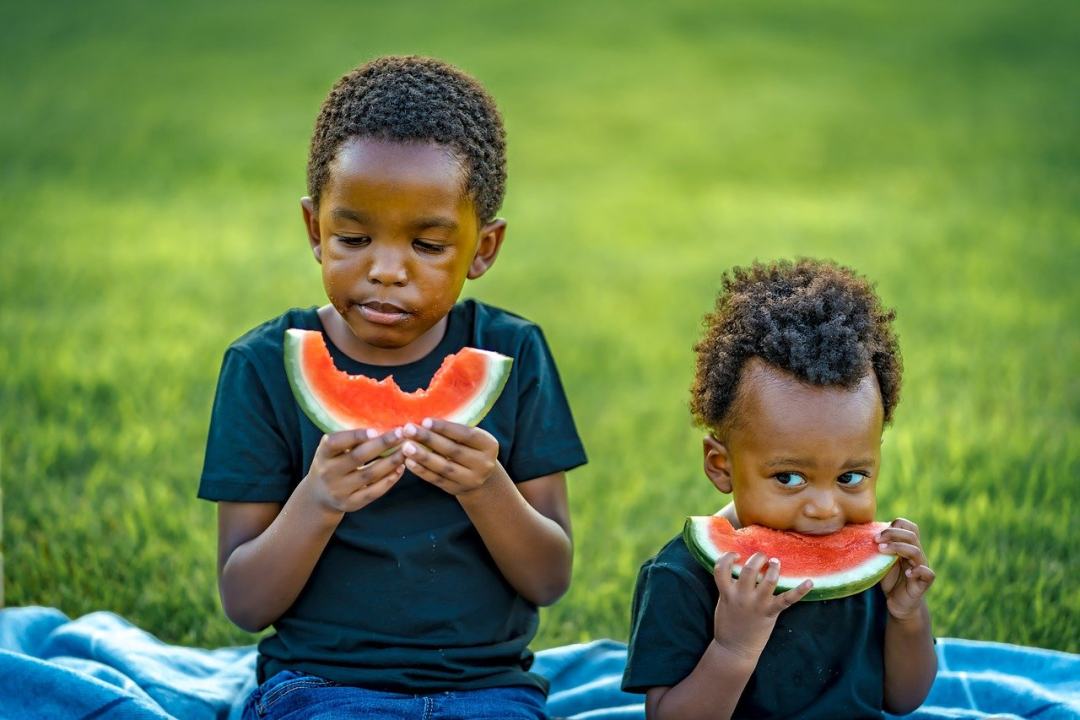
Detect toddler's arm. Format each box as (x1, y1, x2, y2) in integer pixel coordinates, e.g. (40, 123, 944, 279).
(216, 429, 403, 631)
(878, 518, 937, 714)
(399, 419, 573, 605)
(645, 553, 812, 720)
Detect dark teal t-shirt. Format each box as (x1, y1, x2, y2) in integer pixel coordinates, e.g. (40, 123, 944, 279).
(622, 533, 888, 719)
(198, 300, 587, 693)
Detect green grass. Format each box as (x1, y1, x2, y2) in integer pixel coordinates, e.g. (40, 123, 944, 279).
(2, 0, 1078, 653)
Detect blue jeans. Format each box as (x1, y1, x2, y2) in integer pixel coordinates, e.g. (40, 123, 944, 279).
(242, 669, 548, 719)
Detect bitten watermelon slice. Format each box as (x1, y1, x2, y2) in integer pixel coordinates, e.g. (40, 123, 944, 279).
(683, 516, 897, 601)
(284, 329, 513, 434)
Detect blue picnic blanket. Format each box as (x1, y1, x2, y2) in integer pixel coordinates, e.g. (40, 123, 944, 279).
(0, 606, 1076, 719)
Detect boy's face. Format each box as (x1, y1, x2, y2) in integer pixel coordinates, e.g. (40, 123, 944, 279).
(704, 359, 883, 534)
(301, 138, 504, 364)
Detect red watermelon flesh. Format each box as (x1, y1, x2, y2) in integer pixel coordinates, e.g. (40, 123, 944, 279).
(684, 515, 897, 601)
(284, 329, 513, 434)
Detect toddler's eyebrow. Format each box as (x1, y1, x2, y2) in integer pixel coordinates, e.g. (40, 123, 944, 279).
(763, 457, 875, 470)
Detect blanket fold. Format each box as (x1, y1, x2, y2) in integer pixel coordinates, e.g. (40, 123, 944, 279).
(0, 607, 1076, 719)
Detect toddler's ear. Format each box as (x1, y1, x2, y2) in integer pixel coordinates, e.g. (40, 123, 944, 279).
(301, 197, 322, 263)
(703, 435, 733, 494)
(468, 219, 507, 279)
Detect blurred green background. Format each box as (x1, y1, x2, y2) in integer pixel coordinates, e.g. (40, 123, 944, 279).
(2, 0, 1078, 653)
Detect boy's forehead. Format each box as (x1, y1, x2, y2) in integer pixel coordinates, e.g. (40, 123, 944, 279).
(328, 138, 467, 191)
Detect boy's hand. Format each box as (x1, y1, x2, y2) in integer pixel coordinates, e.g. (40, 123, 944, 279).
(399, 418, 499, 496)
(877, 518, 935, 622)
(711, 551, 813, 662)
(306, 429, 405, 515)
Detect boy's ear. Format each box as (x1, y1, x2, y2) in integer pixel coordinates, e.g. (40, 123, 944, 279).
(467, 219, 507, 279)
(703, 435, 733, 494)
(300, 197, 322, 263)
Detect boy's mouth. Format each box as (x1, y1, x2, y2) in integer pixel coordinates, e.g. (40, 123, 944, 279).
(357, 301, 410, 325)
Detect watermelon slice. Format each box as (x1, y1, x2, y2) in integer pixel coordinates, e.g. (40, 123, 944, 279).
(284, 329, 513, 434)
(683, 516, 897, 601)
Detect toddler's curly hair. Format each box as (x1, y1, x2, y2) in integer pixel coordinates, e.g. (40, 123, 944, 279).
(691, 258, 902, 433)
(307, 55, 506, 223)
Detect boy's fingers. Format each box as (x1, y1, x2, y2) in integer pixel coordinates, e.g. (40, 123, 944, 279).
(402, 442, 471, 486)
(346, 450, 405, 487)
(419, 418, 495, 451)
(322, 428, 376, 455)
(349, 430, 402, 463)
(345, 465, 405, 506)
(400, 424, 485, 467)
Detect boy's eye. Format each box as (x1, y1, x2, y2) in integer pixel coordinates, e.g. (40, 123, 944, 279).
(774, 472, 806, 487)
(337, 235, 370, 247)
(838, 472, 869, 487)
(413, 239, 446, 254)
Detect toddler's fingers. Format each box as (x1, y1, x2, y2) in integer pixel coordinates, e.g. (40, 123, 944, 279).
(889, 517, 920, 537)
(737, 552, 769, 589)
(878, 540, 927, 567)
(905, 565, 936, 592)
(713, 552, 739, 589)
(773, 579, 813, 611)
(875, 527, 918, 546)
(756, 557, 782, 596)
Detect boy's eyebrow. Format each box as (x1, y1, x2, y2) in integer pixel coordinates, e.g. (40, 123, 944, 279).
(328, 208, 458, 231)
(330, 208, 369, 223)
(410, 216, 458, 231)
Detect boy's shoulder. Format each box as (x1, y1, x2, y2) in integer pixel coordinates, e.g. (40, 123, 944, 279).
(459, 299, 550, 353)
(225, 306, 321, 360)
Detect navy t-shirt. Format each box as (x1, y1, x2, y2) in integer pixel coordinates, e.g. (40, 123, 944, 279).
(198, 300, 587, 693)
(622, 533, 889, 719)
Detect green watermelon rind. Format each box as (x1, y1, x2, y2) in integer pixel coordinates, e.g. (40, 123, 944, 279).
(283, 329, 513, 435)
(683, 516, 898, 602)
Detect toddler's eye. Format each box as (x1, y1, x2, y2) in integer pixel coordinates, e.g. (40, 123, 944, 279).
(774, 472, 806, 487)
(838, 472, 868, 487)
(413, 240, 445, 254)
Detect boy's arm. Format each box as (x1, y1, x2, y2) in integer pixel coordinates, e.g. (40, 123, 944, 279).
(459, 468, 572, 606)
(399, 419, 572, 606)
(217, 430, 404, 632)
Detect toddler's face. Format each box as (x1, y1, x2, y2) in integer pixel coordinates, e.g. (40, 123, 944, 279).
(707, 359, 883, 534)
(305, 138, 483, 363)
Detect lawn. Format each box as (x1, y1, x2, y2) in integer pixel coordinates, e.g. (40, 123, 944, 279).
(2, 0, 1078, 653)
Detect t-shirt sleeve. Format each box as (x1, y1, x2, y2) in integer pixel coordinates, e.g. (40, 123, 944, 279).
(622, 560, 716, 693)
(506, 326, 587, 482)
(197, 347, 296, 502)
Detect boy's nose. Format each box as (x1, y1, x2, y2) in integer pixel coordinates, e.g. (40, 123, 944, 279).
(367, 253, 408, 286)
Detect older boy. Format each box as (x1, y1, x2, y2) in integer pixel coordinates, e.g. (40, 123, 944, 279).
(622, 259, 936, 719)
(199, 56, 586, 720)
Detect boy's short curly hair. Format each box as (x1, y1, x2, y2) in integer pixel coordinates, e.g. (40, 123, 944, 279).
(307, 55, 507, 223)
(691, 258, 902, 434)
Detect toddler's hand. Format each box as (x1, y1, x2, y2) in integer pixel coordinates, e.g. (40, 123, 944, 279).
(399, 418, 499, 496)
(711, 552, 813, 662)
(877, 518, 935, 622)
(306, 429, 405, 515)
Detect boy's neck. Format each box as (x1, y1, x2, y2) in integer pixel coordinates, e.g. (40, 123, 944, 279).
(317, 304, 450, 366)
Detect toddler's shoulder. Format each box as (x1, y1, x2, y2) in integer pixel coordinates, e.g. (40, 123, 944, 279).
(637, 533, 715, 596)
